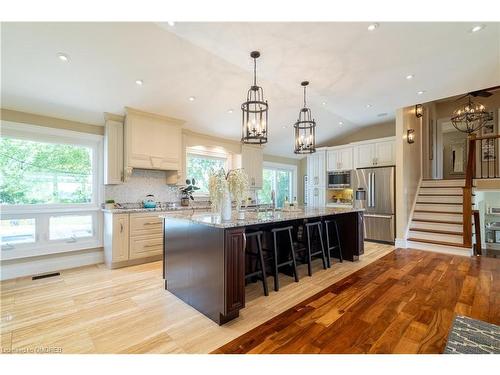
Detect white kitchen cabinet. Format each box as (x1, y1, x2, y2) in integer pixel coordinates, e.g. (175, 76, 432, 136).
(103, 211, 164, 268)
(103, 115, 124, 185)
(354, 137, 395, 168)
(104, 213, 129, 264)
(327, 146, 353, 171)
(242, 145, 263, 189)
(306, 149, 326, 207)
(124, 107, 184, 180)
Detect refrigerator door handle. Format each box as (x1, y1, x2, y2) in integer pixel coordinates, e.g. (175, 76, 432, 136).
(367, 173, 372, 207)
(364, 214, 393, 219)
(371, 172, 376, 208)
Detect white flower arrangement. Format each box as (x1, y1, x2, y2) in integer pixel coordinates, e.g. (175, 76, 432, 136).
(208, 168, 249, 212)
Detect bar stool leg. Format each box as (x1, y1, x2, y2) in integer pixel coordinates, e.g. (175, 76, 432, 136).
(256, 235, 269, 296)
(272, 231, 280, 291)
(334, 222, 343, 263)
(288, 229, 299, 282)
(317, 224, 328, 270)
(325, 222, 332, 268)
(306, 225, 313, 277)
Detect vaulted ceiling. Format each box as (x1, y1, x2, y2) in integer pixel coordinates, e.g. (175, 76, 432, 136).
(2, 22, 500, 156)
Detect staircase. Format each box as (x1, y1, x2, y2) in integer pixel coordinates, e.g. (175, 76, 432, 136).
(407, 179, 473, 251)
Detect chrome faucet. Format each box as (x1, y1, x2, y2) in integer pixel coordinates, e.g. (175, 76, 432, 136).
(271, 190, 276, 212)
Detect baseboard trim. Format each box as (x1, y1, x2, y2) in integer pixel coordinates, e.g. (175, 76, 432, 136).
(0, 247, 104, 281)
(395, 238, 407, 248)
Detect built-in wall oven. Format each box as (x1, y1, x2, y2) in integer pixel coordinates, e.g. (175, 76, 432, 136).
(328, 171, 352, 189)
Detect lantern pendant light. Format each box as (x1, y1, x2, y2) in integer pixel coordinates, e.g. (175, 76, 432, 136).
(241, 51, 268, 144)
(294, 81, 316, 154)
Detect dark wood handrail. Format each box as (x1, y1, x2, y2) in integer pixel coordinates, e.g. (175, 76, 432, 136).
(463, 134, 476, 247)
(472, 134, 500, 141)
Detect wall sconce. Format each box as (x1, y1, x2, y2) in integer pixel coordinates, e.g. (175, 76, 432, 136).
(415, 104, 423, 118)
(407, 129, 415, 144)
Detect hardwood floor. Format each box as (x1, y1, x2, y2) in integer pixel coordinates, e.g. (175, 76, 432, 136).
(213, 249, 500, 354)
(0, 242, 393, 354)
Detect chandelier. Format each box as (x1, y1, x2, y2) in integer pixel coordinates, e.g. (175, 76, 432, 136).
(451, 94, 489, 134)
(294, 81, 316, 154)
(241, 51, 268, 144)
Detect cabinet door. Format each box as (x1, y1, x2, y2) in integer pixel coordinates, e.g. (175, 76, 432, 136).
(242, 146, 263, 189)
(339, 147, 353, 170)
(224, 228, 246, 315)
(104, 119, 124, 185)
(355, 144, 375, 168)
(129, 235, 163, 260)
(112, 214, 129, 262)
(317, 151, 326, 186)
(327, 150, 339, 171)
(375, 140, 395, 166)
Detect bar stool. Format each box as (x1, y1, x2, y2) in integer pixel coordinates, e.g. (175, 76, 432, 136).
(324, 219, 343, 268)
(304, 221, 328, 276)
(244, 231, 269, 296)
(269, 226, 299, 291)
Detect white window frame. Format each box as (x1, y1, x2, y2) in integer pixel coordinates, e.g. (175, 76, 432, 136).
(262, 161, 298, 203)
(1, 121, 103, 260)
(185, 147, 230, 198)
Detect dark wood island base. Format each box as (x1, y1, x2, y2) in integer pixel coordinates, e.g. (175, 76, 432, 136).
(162, 209, 364, 325)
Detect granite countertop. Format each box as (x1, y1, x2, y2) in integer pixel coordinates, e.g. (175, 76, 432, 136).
(101, 205, 212, 214)
(159, 207, 364, 229)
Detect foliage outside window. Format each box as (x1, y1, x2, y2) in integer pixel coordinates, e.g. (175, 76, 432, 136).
(186, 153, 227, 195)
(0, 137, 92, 205)
(260, 167, 294, 208)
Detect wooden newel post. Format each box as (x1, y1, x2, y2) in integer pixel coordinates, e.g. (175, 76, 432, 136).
(463, 134, 476, 248)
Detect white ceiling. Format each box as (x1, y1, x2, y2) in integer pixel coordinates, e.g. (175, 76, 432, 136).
(2, 22, 500, 157)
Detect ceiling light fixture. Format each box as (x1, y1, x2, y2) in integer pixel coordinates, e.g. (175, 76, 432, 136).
(227, 109, 233, 114)
(339, 121, 344, 126)
(367, 23, 379, 31)
(167, 21, 175, 27)
(471, 25, 484, 33)
(417, 90, 425, 95)
(57, 53, 69, 62)
(406, 74, 414, 80)
(188, 96, 196, 102)
(135, 79, 143, 86)
(322, 102, 327, 106)
(241, 51, 268, 145)
(451, 94, 489, 134)
(293, 81, 316, 154)
(366, 104, 372, 108)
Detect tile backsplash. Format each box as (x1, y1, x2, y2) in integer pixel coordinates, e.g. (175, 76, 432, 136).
(104, 169, 180, 203)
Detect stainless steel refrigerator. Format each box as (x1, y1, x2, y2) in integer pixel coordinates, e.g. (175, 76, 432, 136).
(353, 166, 395, 243)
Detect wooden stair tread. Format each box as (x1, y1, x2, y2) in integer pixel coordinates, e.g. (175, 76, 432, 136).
(418, 194, 474, 197)
(412, 219, 466, 225)
(409, 228, 463, 236)
(407, 237, 469, 248)
(413, 210, 465, 214)
(422, 179, 464, 181)
(420, 186, 474, 188)
(416, 202, 463, 205)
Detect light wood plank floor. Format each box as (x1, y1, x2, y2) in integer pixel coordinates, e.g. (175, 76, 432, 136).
(0, 242, 393, 354)
(214, 249, 500, 354)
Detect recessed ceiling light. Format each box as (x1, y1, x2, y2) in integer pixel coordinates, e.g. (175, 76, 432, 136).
(417, 90, 425, 95)
(471, 25, 484, 33)
(406, 74, 414, 80)
(135, 79, 143, 86)
(366, 104, 372, 108)
(188, 96, 196, 102)
(227, 109, 233, 114)
(282, 125, 286, 129)
(322, 102, 327, 106)
(167, 21, 175, 27)
(339, 121, 343, 126)
(57, 53, 69, 62)
(367, 23, 379, 31)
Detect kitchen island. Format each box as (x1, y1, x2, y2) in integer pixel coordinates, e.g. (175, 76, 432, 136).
(161, 207, 364, 325)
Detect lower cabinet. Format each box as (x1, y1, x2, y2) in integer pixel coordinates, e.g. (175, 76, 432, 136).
(104, 211, 163, 268)
(223, 228, 246, 321)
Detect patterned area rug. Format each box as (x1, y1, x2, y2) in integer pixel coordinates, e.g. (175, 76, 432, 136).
(444, 315, 500, 354)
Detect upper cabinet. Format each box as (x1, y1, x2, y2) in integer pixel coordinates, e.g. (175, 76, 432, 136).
(353, 137, 395, 168)
(306, 150, 326, 207)
(124, 107, 184, 180)
(104, 114, 124, 185)
(241, 145, 263, 189)
(327, 146, 353, 171)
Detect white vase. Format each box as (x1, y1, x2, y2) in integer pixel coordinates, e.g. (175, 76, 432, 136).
(221, 188, 232, 221)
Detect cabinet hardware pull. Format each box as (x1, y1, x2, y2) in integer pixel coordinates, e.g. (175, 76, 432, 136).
(143, 243, 160, 248)
(242, 232, 247, 253)
(120, 223, 123, 233)
(144, 222, 161, 225)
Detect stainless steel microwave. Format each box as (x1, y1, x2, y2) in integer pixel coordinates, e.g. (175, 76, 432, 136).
(328, 171, 352, 189)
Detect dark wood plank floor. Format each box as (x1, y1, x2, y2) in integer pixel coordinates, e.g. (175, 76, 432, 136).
(213, 249, 500, 354)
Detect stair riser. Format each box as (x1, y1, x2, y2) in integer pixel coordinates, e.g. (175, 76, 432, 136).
(410, 222, 464, 232)
(417, 195, 464, 204)
(408, 231, 463, 244)
(419, 187, 464, 195)
(420, 179, 465, 187)
(415, 204, 462, 213)
(413, 212, 463, 222)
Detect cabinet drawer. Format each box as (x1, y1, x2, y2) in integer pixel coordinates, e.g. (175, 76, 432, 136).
(129, 235, 163, 259)
(130, 214, 163, 236)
